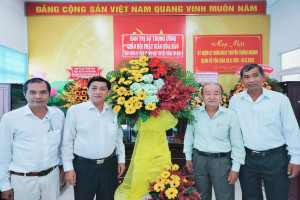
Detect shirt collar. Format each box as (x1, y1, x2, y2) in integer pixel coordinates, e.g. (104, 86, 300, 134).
(198, 105, 225, 113)
(87, 100, 110, 112)
(23, 104, 51, 117)
(241, 87, 271, 102)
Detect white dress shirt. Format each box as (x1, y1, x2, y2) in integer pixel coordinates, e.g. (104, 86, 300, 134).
(0, 105, 65, 191)
(62, 101, 125, 172)
(229, 88, 300, 164)
(184, 106, 245, 172)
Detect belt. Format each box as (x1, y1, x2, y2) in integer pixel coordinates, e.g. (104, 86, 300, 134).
(75, 150, 116, 164)
(195, 149, 231, 158)
(245, 145, 286, 157)
(11, 165, 57, 177)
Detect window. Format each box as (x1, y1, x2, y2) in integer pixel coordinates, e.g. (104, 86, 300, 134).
(278, 48, 300, 81)
(0, 45, 28, 83)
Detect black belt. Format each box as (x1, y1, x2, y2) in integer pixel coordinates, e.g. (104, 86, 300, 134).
(11, 165, 57, 177)
(245, 145, 286, 157)
(195, 149, 231, 158)
(75, 151, 116, 164)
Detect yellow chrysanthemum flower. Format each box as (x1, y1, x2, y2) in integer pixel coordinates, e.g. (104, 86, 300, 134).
(110, 77, 116, 83)
(138, 55, 149, 62)
(161, 178, 170, 184)
(134, 74, 143, 82)
(128, 76, 135, 80)
(145, 104, 156, 111)
(172, 164, 179, 171)
(262, 82, 268, 87)
(145, 177, 152, 183)
(125, 106, 136, 114)
(131, 65, 140, 70)
(170, 175, 180, 181)
(156, 176, 163, 183)
(113, 105, 121, 113)
(129, 96, 138, 102)
(139, 67, 149, 73)
(153, 183, 165, 192)
(162, 164, 171, 171)
(113, 85, 119, 92)
(129, 70, 139, 76)
(134, 101, 143, 109)
(106, 99, 112, 105)
(126, 90, 134, 96)
(137, 91, 147, 100)
(129, 59, 139, 65)
(124, 101, 134, 108)
(123, 80, 133, 85)
(120, 68, 129, 73)
(117, 97, 126, 105)
(118, 77, 125, 84)
(266, 86, 271, 90)
(117, 87, 127, 96)
(165, 188, 178, 199)
(139, 61, 148, 67)
(170, 180, 180, 188)
(161, 171, 170, 179)
(183, 178, 188, 183)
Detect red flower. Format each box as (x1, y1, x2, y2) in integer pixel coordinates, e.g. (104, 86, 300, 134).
(274, 87, 278, 91)
(271, 81, 275, 85)
(169, 65, 178, 70)
(148, 58, 160, 68)
(153, 73, 160, 79)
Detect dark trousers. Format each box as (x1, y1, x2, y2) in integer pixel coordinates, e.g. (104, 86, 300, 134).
(240, 147, 290, 200)
(193, 152, 234, 200)
(73, 155, 118, 200)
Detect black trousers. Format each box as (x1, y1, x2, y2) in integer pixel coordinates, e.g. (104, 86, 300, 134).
(73, 155, 118, 200)
(240, 147, 290, 200)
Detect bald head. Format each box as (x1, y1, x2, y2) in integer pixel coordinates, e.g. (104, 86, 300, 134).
(201, 83, 223, 96)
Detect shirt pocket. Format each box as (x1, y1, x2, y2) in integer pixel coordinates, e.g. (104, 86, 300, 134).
(212, 123, 229, 140)
(47, 130, 61, 146)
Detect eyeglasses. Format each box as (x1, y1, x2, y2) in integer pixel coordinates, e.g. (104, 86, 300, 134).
(48, 118, 53, 132)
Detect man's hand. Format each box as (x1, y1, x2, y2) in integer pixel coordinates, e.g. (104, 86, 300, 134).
(228, 170, 239, 184)
(2, 189, 14, 200)
(185, 160, 193, 173)
(65, 170, 76, 186)
(59, 166, 66, 189)
(288, 163, 300, 178)
(118, 163, 126, 177)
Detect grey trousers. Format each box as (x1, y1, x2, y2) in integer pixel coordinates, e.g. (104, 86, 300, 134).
(193, 152, 234, 200)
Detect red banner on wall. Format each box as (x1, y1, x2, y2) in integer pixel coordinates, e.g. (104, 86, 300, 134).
(122, 34, 184, 58)
(66, 67, 103, 80)
(25, 1, 266, 16)
(194, 35, 262, 73)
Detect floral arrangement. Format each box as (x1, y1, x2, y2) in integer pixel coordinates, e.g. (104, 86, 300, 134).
(55, 78, 90, 113)
(107, 56, 198, 126)
(229, 76, 283, 98)
(189, 83, 229, 108)
(146, 164, 201, 200)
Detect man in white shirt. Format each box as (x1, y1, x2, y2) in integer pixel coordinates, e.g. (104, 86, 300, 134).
(229, 64, 300, 200)
(0, 78, 65, 200)
(62, 77, 126, 200)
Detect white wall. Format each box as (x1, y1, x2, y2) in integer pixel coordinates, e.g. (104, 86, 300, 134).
(268, 0, 300, 78)
(0, 0, 27, 53)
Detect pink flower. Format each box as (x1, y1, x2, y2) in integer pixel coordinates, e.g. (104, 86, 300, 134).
(50, 87, 57, 98)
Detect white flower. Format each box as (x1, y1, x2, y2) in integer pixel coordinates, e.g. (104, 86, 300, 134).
(130, 82, 143, 95)
(141, 74, 153, 84)
(143, 84, 158, 95)
(144, 94, 159, 105)
(154, 78, 165, 90)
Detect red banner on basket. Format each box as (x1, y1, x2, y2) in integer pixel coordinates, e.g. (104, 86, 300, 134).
(235, 64, 274, 77)
(66, 67, 103, 80)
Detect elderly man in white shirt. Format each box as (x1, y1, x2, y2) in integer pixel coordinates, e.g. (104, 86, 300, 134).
(62, 77, 125, 200)
(229, 64, 300, 200)
(0, 78, 65, 200)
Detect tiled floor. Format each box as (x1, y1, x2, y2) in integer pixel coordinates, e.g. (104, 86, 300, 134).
(59, 180, 251, 200)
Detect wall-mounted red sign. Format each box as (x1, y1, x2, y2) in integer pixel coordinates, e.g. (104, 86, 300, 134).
(66, 66, 103, 80)
(25, 1, 266, 16)
(122, 34, 184, 58)
(194, 34, 262, 73)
